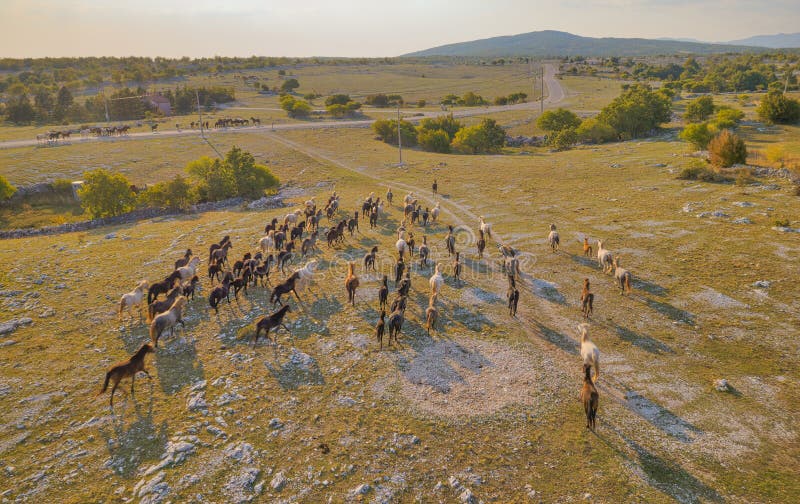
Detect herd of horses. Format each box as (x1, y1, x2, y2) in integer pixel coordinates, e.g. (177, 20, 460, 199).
(102, 184, 637, 431)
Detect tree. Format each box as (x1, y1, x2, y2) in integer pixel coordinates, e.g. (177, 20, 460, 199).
(5, 95, 35, 124)
(708, 130, 747, 168)
(280, 78, 300, 93)
(78, 169, 136, 218)
(712, 108, 744, 129)
(576, 118, 617, 144)
(549, 128, 578, 151)
(461, 91, 486, 106)
(185, 156, 237, 202)
(417, 115, 463, 141)
(279, 95, 312, 118)
(371, 119, 417, 146)
(418, 129, 451, 153)
(326, 101, 361, 118)
(684, 96, 714, 123)
(537, 108, 582, 133)
(597, 84, 671, 139)
(54, 86, 74, 121)
(679, 122, 715, 150)
(452, 118, 505, 154)
(324, 94, 351, 106)
(224, 146, 279, 199)
(365, 94, 389, 107)
(0, 174, 16, 201)
(757, 91, 800, 124)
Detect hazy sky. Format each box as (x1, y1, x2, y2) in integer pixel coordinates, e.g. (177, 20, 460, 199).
(1, 0, 798, 58)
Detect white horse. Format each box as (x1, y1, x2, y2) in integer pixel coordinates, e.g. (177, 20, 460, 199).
(579, 323, 600, 383)
(284, 209, 303, 226)
(259, 230, 275, 253)
(597, 240, 614, 274)
(294, 260, 318, 294)
(429, 263, 444, 295)
(177, 257, 201, 282)
(547, 223, 560, 252)
(431, 202, 440, 222)
(613, 257, 632, 295)
(119, 280, 149, 321)
(396, 237, 407, 257)
(403, 192, 415, 206)
(479, 216, 492, 239)
(304, 197, 315, 209)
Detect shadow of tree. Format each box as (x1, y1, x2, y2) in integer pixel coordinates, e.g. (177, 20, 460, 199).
(615, 326, 675, 355)
(99, 395, 168, 479)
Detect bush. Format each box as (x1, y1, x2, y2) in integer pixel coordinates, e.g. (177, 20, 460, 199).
(224, 146, 280, 199)
(0, 174, 16, 200)
(576, 118, 617, 144)
(537, 108, 581, 133)
(774, 218, 790, 227)
(371, 119, 417, 147)
(735, 167, 755, 186)
(679, 122, 715, 150)
(684, 95, 714, 122)
(280, 78, 300, 93)
(77, 169, 136, 218)
(757, 91, 800, 124)
(708, 129, 747, 168)
(417, 99, 426, 108)
(417, 115, 463, 141)
(549, 127, 578, 151)
(185, 147, 278, 202)
(712, 107, 744, 129)
(461, 92, 486, 107)
(677, 162, 731, 182)
(597, 83, 672, 138)
(324, 94, 351, 106)
(326, 101, 361, 118)
(279, 95, 312, 118)
(452, 119, 505, 154)
(418, 129, 451, 153)
(185, 156, 237, 202)
(765, 145, 786, 167)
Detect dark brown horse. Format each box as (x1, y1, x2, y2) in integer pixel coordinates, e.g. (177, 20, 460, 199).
(98, 343, 154, 406)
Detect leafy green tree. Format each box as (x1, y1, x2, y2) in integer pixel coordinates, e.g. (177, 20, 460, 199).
(280, 78, 300, 93)
(78, 169, 136, 218)
(371, 119, 417, 146)
(365, 94, 389, 107)
(757, 91, 800, 124)
(185, 156, 237, 202)
(597, 84, 671, 139)
(452, 118, 504, 154)
(224, 146, 279, 198)
(712, 107, 744, 129)
(679, 122, 715, 150)
(537, 108, 581, 133)
(418, 129, 451, 153)
(417, 99, 426, 108)
(326, 101, 361, 118)
(708, 130, 747, 168)
(576, 118, 617, 144)
(417, 115, 463, 141)
(280, 95, 312, 118)
(684, 96, 714, 123)
(324, 94, 351, 106)
(461, 91, 486, 106)
(441, 94, 459, 106)
(34, 88, 54, 120)
(54, 86, 74, 121)
(549, 128, 578, 151)
(5, 95, 35, 124)
(0, 174, 16, 201)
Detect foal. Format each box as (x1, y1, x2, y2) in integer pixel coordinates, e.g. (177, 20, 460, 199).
(98, 343, 154, 407)
(583, 237, 593, 257)
(476, 229, 486, 259)
(376, 310, 386, 349)
(253, 305, 292, 347)
(547, 224, 560, 252)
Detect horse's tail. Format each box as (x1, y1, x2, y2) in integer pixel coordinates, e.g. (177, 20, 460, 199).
(593, 358, 600, 383)
(588, 293, 594, 312)
(625, 274, 631, 293)
(118, 297, 125, 317)
(149, 320, 158, 345)
(99, 371, 111, 395)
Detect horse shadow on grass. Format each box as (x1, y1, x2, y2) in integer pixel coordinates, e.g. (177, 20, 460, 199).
(531, 320, 579, 356)
(632, 277, 668, 297)
(609, 433, 722, 503)
(153, 336, 204, 396)
(99, 394, 168, 479)
(264, 349, 326, 390)
(643, 298, 695, 325)
(615, 325, 675, 355)
(622, 389, 703, 443)
(521, 275, 567, 305)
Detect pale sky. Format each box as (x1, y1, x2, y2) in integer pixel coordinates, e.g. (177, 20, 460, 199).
(1, 0, 798, 58)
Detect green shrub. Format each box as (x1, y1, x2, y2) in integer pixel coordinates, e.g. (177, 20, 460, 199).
(679, 122, 715, 150)
(684, 95, 714, 122)
(774, 218, 790, 227)
(418, 129, 451, 153)
(576, 118, 617, 144)
(537, 108, 581, 133)
(757, 91, 800, 124)
(549, 127, 578, 151)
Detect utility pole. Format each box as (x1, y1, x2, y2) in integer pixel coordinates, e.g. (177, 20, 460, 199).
(541, 67, 545, 114)
(397, 104, 403, 166)
(196, 90, 204, 138)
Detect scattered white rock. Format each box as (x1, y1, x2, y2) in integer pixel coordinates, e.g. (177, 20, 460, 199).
(216, 392, 245, 406)
(715, 379, 730, 392)
(583, 492, 593, 500)
(733, 201, 755, 207)
(732, 217, 753, 224)
(270, 471, 288, 491)
(225, 442, 254, 463)
(187, 392, 208, 412)
(0, 317, 33, 336)
(460, 488, 477, 503)
(224, 467, 260, 504)
(104, 233, 117, 239)
(350, 483, 372, 496)
(268, 418, 283, 430)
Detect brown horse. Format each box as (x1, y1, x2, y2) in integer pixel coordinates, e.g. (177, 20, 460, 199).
(253, 305, 292, 347)
(580, 364, 599, 431)
(98, 343, 154, 406)
(580, 278, 594, 319)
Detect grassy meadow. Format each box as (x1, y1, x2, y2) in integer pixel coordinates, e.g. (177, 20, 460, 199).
(1, 66, 799, 503)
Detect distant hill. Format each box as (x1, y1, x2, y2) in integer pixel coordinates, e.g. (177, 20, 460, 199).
(404, 30, 765, 57)
(724, 33, 800, 48)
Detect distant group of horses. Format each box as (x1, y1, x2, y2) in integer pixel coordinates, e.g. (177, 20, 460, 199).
(213, 116, 261, 128)
(35, 125, 131, 145)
